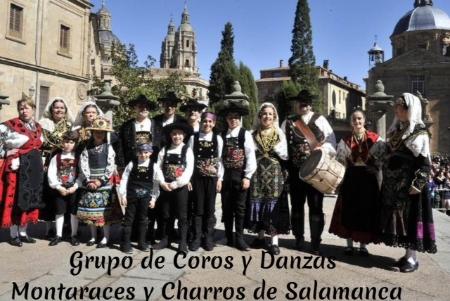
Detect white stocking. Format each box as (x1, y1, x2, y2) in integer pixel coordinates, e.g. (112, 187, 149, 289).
(89, 225, 97, 242)
(271, 235, 279, 246)
(18, 225, 27, 237)
(70, 215, 79, 237)
(9, 225, 19, 239)
(55, 214, 64, 237)
(101, 225, 110, 244)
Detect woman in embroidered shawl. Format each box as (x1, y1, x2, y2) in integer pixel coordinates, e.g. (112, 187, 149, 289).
(0, 96, 44, 247)
(248, 102, 289, 255)
(329, 109, 384, 256)
(380, 93, 437, 273)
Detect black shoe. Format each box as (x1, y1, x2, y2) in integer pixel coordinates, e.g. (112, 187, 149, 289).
(235, 237, 249, 251)
(49, 236, 62, 246)
(19, 235, 36, 244)
(120, 245, 133, 254)
(178, 243, 188, 253)
(86, 240, 96, 247)
(137, 243, 150, 252)
(250, 238, 266, 249)
(344, 247, 355, 256)
(153, 238, 170, 250)
(96, 242, 107, 248)
(358, 247, 369, 257)
(400, 260, 419, 273)
(203, 238, 215, 251)
(189, 238, 201, 252)
(395, 256, 408, 267)
(70, 236, 80, 246)
(269, 244, 280, 255)
(9, 237, 23, 247)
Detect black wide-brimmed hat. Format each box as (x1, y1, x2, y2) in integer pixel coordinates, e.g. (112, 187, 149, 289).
(179, 99, 208, 113)
(163, 121, 193, 139)
(128, 94, 158, 111)
(288, 89, 315, 105)
(157, 91, 183, 105)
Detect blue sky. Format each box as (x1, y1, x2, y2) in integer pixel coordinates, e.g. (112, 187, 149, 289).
(92, 0, 450, 89)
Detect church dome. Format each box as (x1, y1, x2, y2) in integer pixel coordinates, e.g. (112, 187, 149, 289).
(392, 2, 450, 36)
(99, 30, 120, 46)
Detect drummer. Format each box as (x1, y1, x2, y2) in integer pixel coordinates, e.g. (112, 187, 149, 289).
(281, 89, 336, 255)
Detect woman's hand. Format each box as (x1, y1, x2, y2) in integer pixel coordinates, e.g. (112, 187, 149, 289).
(160, 182, 172, 192)
(216, 180, 222, 192)
(242, 178, 250, 190)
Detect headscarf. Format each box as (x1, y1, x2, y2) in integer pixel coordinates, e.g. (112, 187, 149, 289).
(72, 100, 104, 131)
(38, 97, 74, 132)
(388, 93, 425, 139)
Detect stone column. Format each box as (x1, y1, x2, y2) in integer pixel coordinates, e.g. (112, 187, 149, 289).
(94, 80, 120, 122)
(366, 80, 394, 139)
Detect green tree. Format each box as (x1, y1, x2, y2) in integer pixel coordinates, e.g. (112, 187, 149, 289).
(208, 22, 239, 105)
(288, 0, 322, 113)
(274, 81, 300, 123)
(93, 42, 186, 128)
(238, 62, 258, 130)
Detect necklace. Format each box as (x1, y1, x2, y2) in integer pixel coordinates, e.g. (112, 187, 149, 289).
(351, 130, 369, 163)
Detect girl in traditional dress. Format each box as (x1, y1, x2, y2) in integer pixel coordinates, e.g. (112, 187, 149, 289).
(76, 117, 117, 248)
(380, 93, 437, 272)
(0, 96, 44, 247)
(248, 103, 289, 255)
(329, 110, 384, 255)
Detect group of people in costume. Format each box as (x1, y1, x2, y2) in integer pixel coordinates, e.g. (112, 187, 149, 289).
(0, 86, 437, 273)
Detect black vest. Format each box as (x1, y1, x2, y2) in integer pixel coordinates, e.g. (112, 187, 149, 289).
(162, 144, 189, 182)
(222, 128, 246, 171)
(193, 132, 219, 177)
(120, 119, 153, 166)
(286, 114, 324, 168)
(127, 159, 154, 199)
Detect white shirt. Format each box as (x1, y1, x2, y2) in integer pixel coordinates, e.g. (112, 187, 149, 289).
(224, 126, 257, 179)
(155, 143, 194, 189)
(119, 159, 160, 200)
(281, 111, 336, 156)
(47, 151, 78, 190)
(134, 118, 152, 132)
(188, 131, 225, 180)
(162, 115, 175, 127)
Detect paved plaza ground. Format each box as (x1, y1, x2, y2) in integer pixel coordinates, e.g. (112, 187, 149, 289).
(1, 196, 449, 301)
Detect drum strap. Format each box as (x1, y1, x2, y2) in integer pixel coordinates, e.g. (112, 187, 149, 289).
(294, 119, 320, 150)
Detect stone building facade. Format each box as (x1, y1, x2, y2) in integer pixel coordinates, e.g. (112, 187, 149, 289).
(367, 0, 450, 152)
(256, 61, 365, 122)
(0, 0, 116, 120)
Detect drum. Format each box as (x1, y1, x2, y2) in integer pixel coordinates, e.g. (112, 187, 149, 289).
(299, 149, 345, 194)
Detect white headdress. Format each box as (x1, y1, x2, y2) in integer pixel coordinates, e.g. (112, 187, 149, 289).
(388, 93, 425, 139)
(72, 100, 104, 131)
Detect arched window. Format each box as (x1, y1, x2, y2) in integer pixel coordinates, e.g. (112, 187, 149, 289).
(185, 59, 190, 67)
